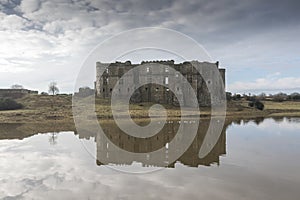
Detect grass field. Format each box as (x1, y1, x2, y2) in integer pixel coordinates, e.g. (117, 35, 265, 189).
(0, 95, 300, 124)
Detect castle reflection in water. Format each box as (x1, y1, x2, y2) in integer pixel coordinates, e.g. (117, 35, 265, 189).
(78, 119, 227, 168)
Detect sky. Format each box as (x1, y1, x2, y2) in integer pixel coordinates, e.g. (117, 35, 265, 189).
(0, 0, 300, 94)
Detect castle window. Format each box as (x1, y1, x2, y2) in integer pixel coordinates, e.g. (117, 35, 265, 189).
(175, 73, 179, 78)
(103, 88, 105, 92)
(110, 88, 112, 92)
(106, 69, 109, 73)
(146, 67, 150, 73)
(165, 67, 169, 72)
(106, 78, 109, 83)
(166, 88, 170, 92)
(156, 88, 159, 91)
(145, 87, 148, 91)
(164, 76, 169, 85)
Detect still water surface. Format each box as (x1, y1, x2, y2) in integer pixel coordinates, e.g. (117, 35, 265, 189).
(0, 118, 300, 199)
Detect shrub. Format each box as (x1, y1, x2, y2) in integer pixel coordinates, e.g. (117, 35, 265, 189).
(290, 93, 300, 101)
(226, 92, 232, 101)
(272, 93, 288, 102)
(248, 101, 254, 107)
(232, 94, 242, 101)
(0, 98, 23, 111)
(255, 101, 264, 110)
(248, 100, 264, 111)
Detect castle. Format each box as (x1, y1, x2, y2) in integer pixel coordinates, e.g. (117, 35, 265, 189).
(95, 60, 225, 107)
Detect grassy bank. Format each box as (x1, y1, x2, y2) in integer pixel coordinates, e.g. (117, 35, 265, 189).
(0, 95, 300, 124)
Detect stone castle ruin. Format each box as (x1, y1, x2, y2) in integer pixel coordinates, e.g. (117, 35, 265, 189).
(95, 60, 225, 107)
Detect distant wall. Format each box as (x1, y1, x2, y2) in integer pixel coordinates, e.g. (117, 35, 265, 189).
(74, 87, 95, 97)
(0, 89, 38, 99)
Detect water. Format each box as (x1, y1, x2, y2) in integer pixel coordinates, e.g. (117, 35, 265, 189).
(0, 118, 299, 199)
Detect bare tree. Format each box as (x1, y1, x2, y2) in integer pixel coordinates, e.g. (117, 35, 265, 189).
(48, 82, 59, 95)
(11, 84, 24, 89)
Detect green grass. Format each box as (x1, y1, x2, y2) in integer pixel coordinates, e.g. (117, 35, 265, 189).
(263, 101, 300, 110)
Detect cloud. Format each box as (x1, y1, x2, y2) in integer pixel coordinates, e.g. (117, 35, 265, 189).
(0, 13, 29, 30)
(20, 0, 41, 13)
(257, 118, 300, 131)
(228, 74, 300, 93)
(0, 0, 299, 92)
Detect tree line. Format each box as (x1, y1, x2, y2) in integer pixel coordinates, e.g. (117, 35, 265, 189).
(227, 92, 300, 102)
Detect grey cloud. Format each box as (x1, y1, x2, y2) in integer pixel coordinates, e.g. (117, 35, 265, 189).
(3, 0, 299, 39)
(167, 0, 300, 36)
(87, 0, 173, 13)
(20, 0, 41, 13)
(0, 0, 22, 15)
